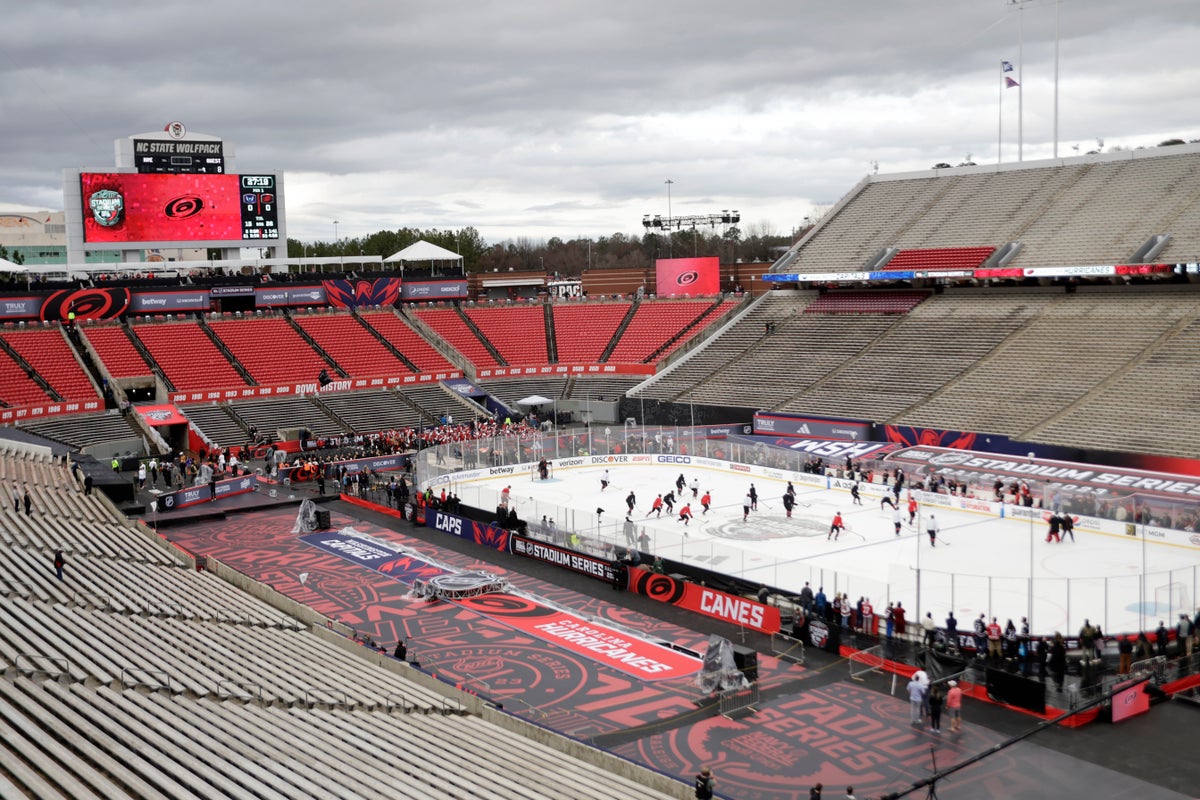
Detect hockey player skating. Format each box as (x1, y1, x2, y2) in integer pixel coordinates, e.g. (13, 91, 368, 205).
(500, 485, 511, 507)
(749, 484, 759, 511)
(786, 481, 796, 498)
(829, 512, 845, 541)
(677, 503, 693, 527)
(690, 477, 699, 498)
(1061, 513, 1075, 542)
(893, 507, 903, 535)
(1045, 513, 1061, 543)
(675, 474, 686, 493)
(907, 495, 918, 525)
(850, 482, 863, 506)
(743, 493, 753, 522)
(881, 494, 897, 511)
(700, 491, 712, 514)
(782, 491, 795, 518)
(625, 491, 637, 513)
(663, 490, 676, 514)
(926, 513, 939, 546)
(600, 470, 610, 491)
(647, 495, 664, 518)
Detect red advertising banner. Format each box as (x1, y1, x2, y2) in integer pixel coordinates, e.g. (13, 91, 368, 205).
(81, 173, 244, 243)
(169, 370, 462, 405)
(655, 256, 720, 297)
(135, 404, 189, 427)
(1110, 678, 1151, 723)
(452, 593, 701, 680)
(626, 567, 782, 633)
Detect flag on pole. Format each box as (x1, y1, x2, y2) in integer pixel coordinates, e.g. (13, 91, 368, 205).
(1001, 60, 1014, 73)
(1005, 76, 1020, 88)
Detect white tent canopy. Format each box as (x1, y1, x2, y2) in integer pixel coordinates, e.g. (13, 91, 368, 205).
(515, 395, 555, 406)
(0, 257, 28, 273)
(383, 240, 462, 264)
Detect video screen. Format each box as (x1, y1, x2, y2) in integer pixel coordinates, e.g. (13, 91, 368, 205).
(80, 173, 279, 243)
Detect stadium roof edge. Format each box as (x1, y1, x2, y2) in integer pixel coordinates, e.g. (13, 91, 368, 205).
(868, 140, 1200, 184)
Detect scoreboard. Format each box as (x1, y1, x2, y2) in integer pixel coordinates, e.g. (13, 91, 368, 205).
(133, 138, 225, 174)
(80, 172, 280, 244)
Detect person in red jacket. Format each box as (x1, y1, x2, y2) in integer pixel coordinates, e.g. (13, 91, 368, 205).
(828, 512, 845, 541)
(700, 491, 712, 515)
(677, 503, 693, 526)
(986, 617, 1003, 662)
(647, 495, 663, 518)
(907, 495, 918, 525)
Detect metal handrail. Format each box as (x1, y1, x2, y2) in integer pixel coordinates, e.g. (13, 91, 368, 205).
(384, 692, 415, 714)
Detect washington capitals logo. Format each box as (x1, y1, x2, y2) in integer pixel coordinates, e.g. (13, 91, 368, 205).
(323, 278, 401, 309)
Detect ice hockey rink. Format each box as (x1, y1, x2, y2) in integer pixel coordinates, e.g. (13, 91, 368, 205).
(444, 460, 1200, 637)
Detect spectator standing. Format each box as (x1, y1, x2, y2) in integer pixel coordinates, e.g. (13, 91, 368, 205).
(23, 487, 32, 516)
(928, 683, 945, 732)
(52, 550, 66, 580)
(694, 767, 715, 799)
(893, 602, 907, 636)
(1179, 614, 1195, 657)
(809, 784, 822, 800)
(1050, 633, 1067, 692)
(1155, 620, 1169, 657)
(946, 680, 963, 732)
(907, 674, 925, 724)
(921, 612, 936, 647)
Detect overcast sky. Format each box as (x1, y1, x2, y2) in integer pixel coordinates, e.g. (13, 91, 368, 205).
(2, 0, 1197, 244)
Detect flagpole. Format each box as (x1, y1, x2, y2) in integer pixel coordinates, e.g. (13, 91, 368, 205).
(1053, 0, 1061, 158)
(998, 63, 1004, 164)
(1018, 2, 1025, 161)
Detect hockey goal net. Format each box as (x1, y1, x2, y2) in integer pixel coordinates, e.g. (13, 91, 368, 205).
(530, 462, 554, 481)
(1154, 582, 1192, 618)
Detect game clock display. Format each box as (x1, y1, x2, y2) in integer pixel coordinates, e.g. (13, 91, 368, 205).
(81, 173, 279, 243)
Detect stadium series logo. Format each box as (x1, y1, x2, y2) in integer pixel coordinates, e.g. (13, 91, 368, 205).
(88, 189, 124, 227)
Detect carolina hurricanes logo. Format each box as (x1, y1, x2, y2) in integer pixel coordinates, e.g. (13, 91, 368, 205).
(40, 287, 131, 322)
(883, 425, 978, 450)
(164, 195, 204, 219)
(675, 271, 699, 286)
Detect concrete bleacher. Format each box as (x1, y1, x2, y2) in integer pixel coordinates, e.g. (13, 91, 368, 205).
(179, 404, 248, 450)
(0, 442, 684, 800)
(226, 397, 344, 440)
(18, 411, 141, 451)
(896, 287, 1197, 441)
(132, 320, 246, 392)
(319, 389, 426, 431)
(478, 376, 570, 406)
(781, 148, 1200, 273)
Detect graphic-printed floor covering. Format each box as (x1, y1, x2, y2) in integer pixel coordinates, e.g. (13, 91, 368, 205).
(166, 507, 1190, 800)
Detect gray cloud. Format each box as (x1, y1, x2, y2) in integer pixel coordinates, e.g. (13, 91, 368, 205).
(2, 0, 1198, 242)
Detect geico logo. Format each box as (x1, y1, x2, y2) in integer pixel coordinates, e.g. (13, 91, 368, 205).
(434, 513, 462, 536)
(656, 455, 691, 464)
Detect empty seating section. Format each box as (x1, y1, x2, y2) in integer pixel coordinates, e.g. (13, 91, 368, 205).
(230, 397, 344, 439)
(553, 302, 630, 362)
(607, 300, 712, 363)
(0, 444, 678, 800)
(782, 152, 1200, 272)
(19, 412, 138, 450)
(1032, 315, 1200, 458)
(210, 317, 330, 385)
(657, 298, 741, 360)
(412, 307, 498, 366)
(897, 290, 1198, 440)
(320, 389, 425, 431)
(569, 376, 646, 400)
(403, 384, 475, 424)
(82, 324, 149, 379)
(465, 306, 548, 365)
(479, 377, 569, 406)
(0, 347, 52, 406)
(133, 321, 246, 391)
(2, 329, 96, 401)
(885, 246, 995, 271)
(777, 291, 1053, 420)
(360, 311, 457, 373)
(179, 404, 247, 448)
(295, 312, 414, 377)
(636, 291, 817, 401)
(803, 291, 929, 314)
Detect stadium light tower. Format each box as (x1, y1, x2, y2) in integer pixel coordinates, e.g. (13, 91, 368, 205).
(665, 179, 674, 257)
(333, 220, 340, 253)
